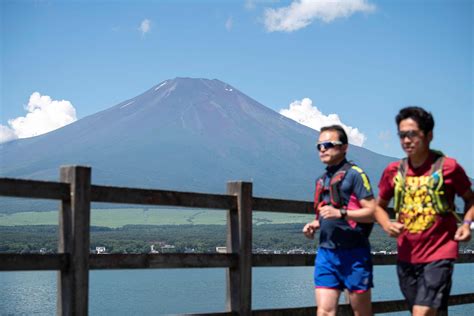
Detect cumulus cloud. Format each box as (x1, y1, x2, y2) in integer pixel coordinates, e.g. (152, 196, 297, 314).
(279, 98, 366, 146)
(0, 92, 77, 143)
(0, 125, 17, 143)
(264, 0, 376, 32)
(139, 19, 151, 36)
(225, 16, 233, 31)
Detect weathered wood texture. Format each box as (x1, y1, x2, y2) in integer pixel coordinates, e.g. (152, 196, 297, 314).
(1, 169, 474, 316)
(0, 254, 69, 271)
(226, 182, 253, 316)
(1, 253, 473, 271)
(0, 178, 69, 200)
(57, 166, 91, 316)
(253, 254, 395, 268)
(89, 253, 237, 269)
(90, 184, 237, 210)
(252, 254, 316, 267)
(252, 197, 314, 214)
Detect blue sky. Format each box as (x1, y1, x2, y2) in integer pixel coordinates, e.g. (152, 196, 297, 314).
(1, 0, 472, 176)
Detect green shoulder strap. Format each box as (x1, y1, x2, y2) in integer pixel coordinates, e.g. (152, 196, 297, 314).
(393, 158, 408, 214)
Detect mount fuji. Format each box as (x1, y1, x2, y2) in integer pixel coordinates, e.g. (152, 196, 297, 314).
(0, 78, 395, 212)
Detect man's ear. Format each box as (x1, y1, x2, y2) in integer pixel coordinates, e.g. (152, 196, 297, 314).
(342, 144, 349, 153)
(427, 131, 433, 142)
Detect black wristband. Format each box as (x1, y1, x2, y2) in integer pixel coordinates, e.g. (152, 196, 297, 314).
(340, 208, 347, 219)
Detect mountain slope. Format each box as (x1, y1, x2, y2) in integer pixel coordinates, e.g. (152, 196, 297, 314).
(0, 78, 395, 212)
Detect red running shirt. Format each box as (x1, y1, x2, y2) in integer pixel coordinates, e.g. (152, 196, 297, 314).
(378, 152, 471, 263)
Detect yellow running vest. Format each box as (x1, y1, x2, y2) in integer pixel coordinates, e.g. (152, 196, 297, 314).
(392, 152, 456, 233)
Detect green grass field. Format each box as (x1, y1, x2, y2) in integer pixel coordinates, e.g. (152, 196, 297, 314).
(0, 208, 314, 228)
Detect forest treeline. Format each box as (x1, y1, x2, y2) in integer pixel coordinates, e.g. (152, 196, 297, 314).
(1, 224, 473, 254)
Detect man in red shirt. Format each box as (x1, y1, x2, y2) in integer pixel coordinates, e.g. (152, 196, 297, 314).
(375, 106, 474, 316)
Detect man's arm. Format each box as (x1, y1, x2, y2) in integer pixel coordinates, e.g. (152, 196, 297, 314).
(302, 219, 320, 239)
(375, 197, 404, 238)
(318, 197, 375, 223)
(454, 189, 474, 241)
(347, 197, 375, 223)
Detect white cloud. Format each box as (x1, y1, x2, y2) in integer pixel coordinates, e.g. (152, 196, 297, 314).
(0, 92, 77, 143)
(0, 125, 17, 143)
(279, 97, 366, 146)
(264, 0, 376, 32)
(139, 19, 151, 36)
(225, 16, 233, 31)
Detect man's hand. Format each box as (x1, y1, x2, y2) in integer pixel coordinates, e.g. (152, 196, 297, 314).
(319, 205, 342, 219)
(303, 220, 320, 239)
(454, 223, 472, 241)
(383, 221, 404, 238)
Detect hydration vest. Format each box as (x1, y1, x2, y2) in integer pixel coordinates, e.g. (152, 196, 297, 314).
(314, 161, 353, 214)
(392, 151, 458, 233)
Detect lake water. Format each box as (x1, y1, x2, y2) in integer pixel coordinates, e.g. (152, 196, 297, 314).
(1, 264, 473, 315)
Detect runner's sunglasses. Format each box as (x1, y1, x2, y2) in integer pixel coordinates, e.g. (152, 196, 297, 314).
(397, 130, 421, 139)
(316, 141, 343, 151)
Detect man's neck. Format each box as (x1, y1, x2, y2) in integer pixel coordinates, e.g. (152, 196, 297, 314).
(326, 157, 346, 168)
(408, 149, 431, 168)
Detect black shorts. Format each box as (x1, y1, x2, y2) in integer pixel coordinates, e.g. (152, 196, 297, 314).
(397, 259, 454, 311)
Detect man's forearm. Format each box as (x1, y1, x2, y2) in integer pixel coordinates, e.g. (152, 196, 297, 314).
(374, 205, 392, 230)
(347, 207, 375, 222)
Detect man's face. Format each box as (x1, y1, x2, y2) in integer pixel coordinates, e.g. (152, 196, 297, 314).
(398, 118, 432, 158)
(317, 130, 347, 166)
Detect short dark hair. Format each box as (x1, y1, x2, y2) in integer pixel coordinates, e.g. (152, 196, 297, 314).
(320, 125, 348, 145)
(396, 106, 434, 134)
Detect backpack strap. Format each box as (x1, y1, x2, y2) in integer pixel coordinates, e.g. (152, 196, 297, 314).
(430, 152, 444, 174)
(393, 158, 408, 214)
(313, 174, 326, 218)
(399, 158, 408, 178)
(428, 152, 459, 220)
(329, 161, 353, 208)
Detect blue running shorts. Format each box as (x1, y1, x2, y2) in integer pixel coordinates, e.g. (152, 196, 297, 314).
(314, 247, 373, 292)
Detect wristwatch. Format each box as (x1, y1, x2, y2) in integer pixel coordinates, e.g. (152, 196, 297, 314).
(339, 208, 347, 219)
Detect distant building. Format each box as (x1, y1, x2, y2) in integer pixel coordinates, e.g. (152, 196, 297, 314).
(216, 246, 227, 254)
(287, 248, 305, 254)
(184, 247, 196, 253)
(160, 245, 176, 253)
(254, 248, 272, 254)
(150, 245, 159, 253)
(96, 247, 106, 254)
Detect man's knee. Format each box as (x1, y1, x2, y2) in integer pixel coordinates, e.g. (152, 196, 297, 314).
(412, 305, 437, 316)
(316, 306, 337, 316)
(349, 290, 372, 316)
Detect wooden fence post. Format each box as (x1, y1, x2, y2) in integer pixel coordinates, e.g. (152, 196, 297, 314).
(57, 166, 91, 316)
(226, 181, 253, 315)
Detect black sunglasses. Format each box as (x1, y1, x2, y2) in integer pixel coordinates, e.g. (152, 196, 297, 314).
(316, 141, 343, 151)
(397, 130, 421, 139)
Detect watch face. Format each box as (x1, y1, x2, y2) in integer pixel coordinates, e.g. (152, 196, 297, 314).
(340, 208, 347, 217)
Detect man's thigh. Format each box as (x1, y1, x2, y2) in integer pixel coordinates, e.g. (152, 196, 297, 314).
(314, 248, 343, 289)
(349, 290, 372, 316)
(316, 288, 341, 316)
(397, 259, 454, 310)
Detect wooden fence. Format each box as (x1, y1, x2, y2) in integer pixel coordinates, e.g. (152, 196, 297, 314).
(0, 165, 473, 315)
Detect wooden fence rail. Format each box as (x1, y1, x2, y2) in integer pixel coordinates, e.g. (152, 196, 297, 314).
(0, 165, 473, 316)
